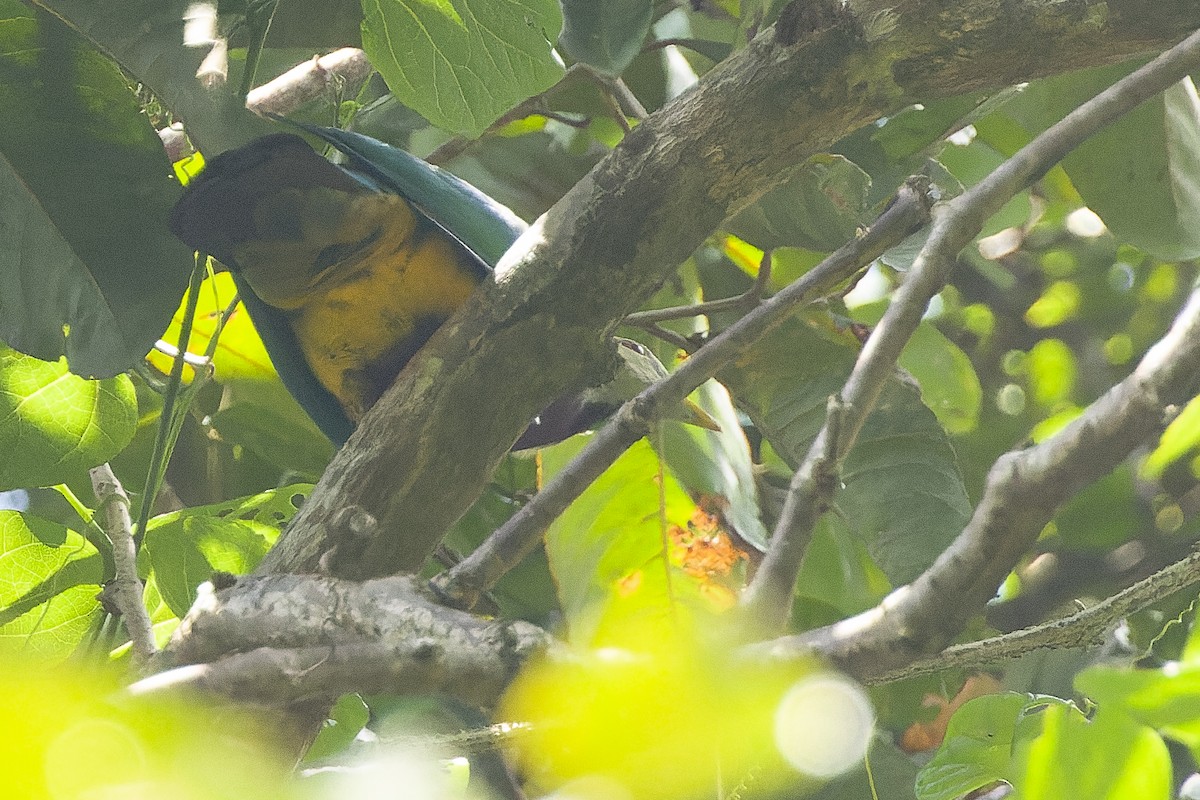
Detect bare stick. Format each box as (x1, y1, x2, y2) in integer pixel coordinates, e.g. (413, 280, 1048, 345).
(90, 464, 156, 666)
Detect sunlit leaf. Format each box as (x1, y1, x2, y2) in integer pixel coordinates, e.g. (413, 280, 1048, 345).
(540, 438, 703, 644)
(143, 486, 309, 616)
(1012, 703, 1170, 800)
(0, 512, 103, 657)
(361, 0, 564, 137)
(0, 346, 137, 491)
(148, 272, 276, 384)
(502, 618, 835, 799)
(0, 661, 293, 797)
(916, 693, 1050, 800)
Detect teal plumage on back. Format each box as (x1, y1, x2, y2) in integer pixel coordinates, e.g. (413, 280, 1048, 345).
(291, 124, 527, 268)
(170, 128, 525, 445)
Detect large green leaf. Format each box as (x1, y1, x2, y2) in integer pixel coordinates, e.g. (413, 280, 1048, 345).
(143, 486, 308, 616)
(916, 693, 1056, 800)
(0, 2, 194, 377)
(0, 346, 137, 491)
(1005, 63, 1200, 261)
(0, 511, 103, 658)
(541, 437, 701, 645)
(1077, 652, 1200, 764)
(35, 0, 275, 154)
(559, 0, 652, 76)
(360, 0, 565, 137)
(1012, 704, 1171, 800)
(719, 317, 971, 586)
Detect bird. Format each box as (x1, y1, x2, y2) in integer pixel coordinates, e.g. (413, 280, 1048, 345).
(168, 126, 716, 448)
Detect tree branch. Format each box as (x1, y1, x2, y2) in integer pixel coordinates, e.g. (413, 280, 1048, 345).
(742, 24, 1200, 631)
(861, 546, 1200, 685)
(136, 543, 1200, 707)
(90, 463, 156, 666)
(244, 47, 373, 117)
(755, 275, 1200, 679)
(141, 574, 553, 707)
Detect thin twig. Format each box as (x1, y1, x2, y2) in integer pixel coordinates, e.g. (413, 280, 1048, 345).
(865, 547, 1200, 684)
(431, 180, 933, 609)
(642, 323, 697, 353)
(625, 250, 773, 326)
(90, 464, 156, 666)
(741, 26, 1200, 632)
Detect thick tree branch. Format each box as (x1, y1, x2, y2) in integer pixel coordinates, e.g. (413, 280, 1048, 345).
(139, 544, 1200, 708)
(143, 574, 553, 707)
(261, 0, 1200, 582)
(743, 24, 1200, 629)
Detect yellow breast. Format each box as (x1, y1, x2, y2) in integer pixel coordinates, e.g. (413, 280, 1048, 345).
(232, 189, 483, 419)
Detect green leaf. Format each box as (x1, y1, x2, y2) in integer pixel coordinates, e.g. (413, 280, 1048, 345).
(541, 438, 699, 644)
(0, 584, 101, 661)
(1012, 703, 1171, 800)
(1005, 64, 1200, 261)
(726, 154, 871, 252)
(36, 0, 275, 154)
(143, 486, 309, 616)
(0, 2, 194, 376)
(719, 317, 972, 585)
(559, 0, 652, 76)
(658, 380, 770, 551)
(937, 137, 1031, 237)
(0, 511, 103, 629)
(304, 693, 370, 762)
(360, 0, 565, 137)
(1077, 659, 1200, 761)
(210, 392, 335, 482)
(0, 510, 103, 660)
(916, 693, 1034, 800)
(1052, 466, 1142, 551)
(791, 514, 891, 629)
(0, 346, 137, 491)
(442, 457, 560, 624)
(1142, 393, 1200, 479)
